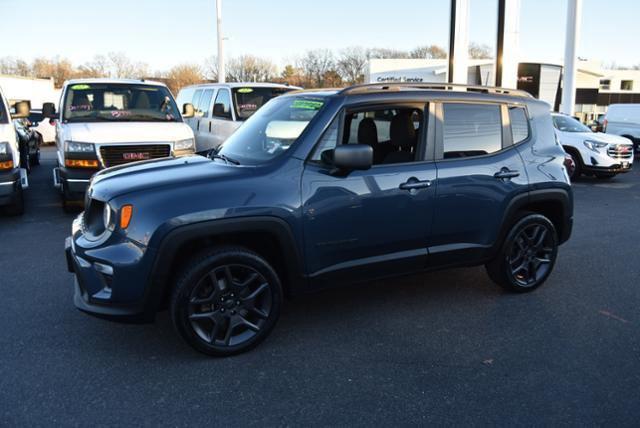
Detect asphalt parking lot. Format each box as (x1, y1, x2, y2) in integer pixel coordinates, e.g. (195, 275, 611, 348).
(1, 146, 639, 426)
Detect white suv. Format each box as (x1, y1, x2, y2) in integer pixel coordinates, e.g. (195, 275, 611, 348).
(552, 113, 633, 180)
(43, 79, 195, 211)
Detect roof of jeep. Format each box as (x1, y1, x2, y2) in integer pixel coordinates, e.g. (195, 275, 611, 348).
(63, 78, 167, 87)
(287, 83, 536, 103)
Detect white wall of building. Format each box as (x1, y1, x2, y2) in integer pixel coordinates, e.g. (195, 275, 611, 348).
(0, 75, 61, 109)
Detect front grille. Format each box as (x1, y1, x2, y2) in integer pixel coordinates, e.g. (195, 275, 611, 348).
(99, 144, 171, 168)
(607, 144, 633, 159)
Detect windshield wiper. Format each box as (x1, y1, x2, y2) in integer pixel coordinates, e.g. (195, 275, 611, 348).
(211, 153, 240, 165)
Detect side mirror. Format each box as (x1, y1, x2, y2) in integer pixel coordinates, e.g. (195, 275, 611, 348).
(213, 103, 230, 119)
(332, 144, 373, 172)
(182, 103, 195, 118)
(42, 102, 57, 119)
(12, 100, 31, 119)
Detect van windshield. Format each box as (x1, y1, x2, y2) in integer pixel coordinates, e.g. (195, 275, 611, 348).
(552, 115, 591, 133)
(217, 96, 326, 165)
(62, 83, 182, 123)
(0, 99, 7, 124)
(232, 87, 295, 120)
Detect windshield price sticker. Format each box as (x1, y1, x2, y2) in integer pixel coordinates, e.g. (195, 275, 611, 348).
(291, 100, 324, 110)
(237, 88, 254, 94)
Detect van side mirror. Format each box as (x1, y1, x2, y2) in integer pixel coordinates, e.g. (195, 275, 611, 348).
(332, 144, 373, 172)
(12, 100, 31, 119)
(42, 102, 57, 119)
(213, 103, 231, 119)
(182, 103, 195, 118)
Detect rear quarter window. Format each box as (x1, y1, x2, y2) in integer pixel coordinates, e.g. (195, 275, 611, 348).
(509, 106, 530, 143)
(442, 103, 502, 158)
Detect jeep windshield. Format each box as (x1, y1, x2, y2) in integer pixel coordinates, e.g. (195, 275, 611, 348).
(217, 96, 326, 165)
(232, 86, 295, 120)
(552, 115, 591, 133)
(62, 83, 181, 123)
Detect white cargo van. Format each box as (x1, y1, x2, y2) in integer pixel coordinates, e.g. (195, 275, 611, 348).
(603, 104, 640, 154)
(176, 83, 297, 153)
(0, 87, 29, 215)
(43, 78, 195, 211)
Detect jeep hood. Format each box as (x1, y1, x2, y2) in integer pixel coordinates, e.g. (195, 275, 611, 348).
(90, 156, 252, 200)
(64, 122, 192, 144)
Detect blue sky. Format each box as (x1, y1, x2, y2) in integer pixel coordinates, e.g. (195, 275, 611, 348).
(1, 0, 638, 70)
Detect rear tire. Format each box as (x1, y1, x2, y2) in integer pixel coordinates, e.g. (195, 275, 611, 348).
(486, 213, 558, 293)
(171, 246, 283, 357)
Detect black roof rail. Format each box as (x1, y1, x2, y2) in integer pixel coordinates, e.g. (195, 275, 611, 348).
(339, 82, 533, 98)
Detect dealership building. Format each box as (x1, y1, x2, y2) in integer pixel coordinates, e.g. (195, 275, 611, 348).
(366, 58, 640, 123)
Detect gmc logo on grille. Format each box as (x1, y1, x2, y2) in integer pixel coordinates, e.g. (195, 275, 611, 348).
(619, 146, 631, 153)
(122, 152, 150, 161)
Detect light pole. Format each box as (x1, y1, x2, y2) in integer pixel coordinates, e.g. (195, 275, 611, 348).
(561, 0, 582, 115)
(216, 0, 225, 83)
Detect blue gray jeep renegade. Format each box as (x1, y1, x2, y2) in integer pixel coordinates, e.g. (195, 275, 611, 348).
(65, 83, 573, 356)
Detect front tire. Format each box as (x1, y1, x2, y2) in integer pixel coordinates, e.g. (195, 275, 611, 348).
(171, 246, 283, 357)
(486, 213, 558, 293)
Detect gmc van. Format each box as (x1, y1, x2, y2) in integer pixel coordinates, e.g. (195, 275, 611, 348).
(43, 79, 195, 211)
(176, 83, 297, 153)
(0, 87, 29, 215)
(603, 104, 640, 154)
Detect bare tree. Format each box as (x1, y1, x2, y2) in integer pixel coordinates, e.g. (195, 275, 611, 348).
(164, 64, 205, 94)
(78, 55, 110, 78)
(337, 47, 368, 85)
(0, 57, 31, 77)
(298, 49, 335, 87)
(203, 55, 219, 81)
(468, 43, 493, 59)
(31, 57, 77, 87)
(107, 52, 149, 79)
(410, 45, 447, 59)
(226, 55, 277, 83)
(367, 48, 410, 59)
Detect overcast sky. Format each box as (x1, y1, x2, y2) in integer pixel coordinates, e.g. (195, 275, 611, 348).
(1, 0, 638, 70)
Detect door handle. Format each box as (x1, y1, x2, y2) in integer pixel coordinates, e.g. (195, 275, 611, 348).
(196, 120, 200, 131)
(399, 177, 432, 191)
(209, 122, 212, 133)
(494, 168, 520, 180)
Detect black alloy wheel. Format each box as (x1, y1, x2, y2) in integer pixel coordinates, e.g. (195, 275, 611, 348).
(486, 213, 558, 292)
(508, 223, 555, 288)
(171, 247, 282, 356)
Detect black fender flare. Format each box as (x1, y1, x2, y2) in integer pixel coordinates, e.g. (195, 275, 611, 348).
(492, 187, 573, 257)
(143, 216, 307, 317)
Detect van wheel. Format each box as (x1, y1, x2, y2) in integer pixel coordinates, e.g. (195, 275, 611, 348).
(171, 246, 282, 357)
(4, 185, 24, 216)
(486, 213, 558, 292)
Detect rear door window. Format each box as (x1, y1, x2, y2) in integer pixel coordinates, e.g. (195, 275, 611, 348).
(192, 90, 203, 116)
(198, 89, 214, 117)
(442, 103, 502, 158)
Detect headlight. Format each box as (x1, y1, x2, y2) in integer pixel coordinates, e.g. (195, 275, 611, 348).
(583, 140, 608, 152)
(65, 141, 95, 153)
(103, 203, 115, 232)
(175, 138, 195, 151)
(0, 142, 9, 155)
